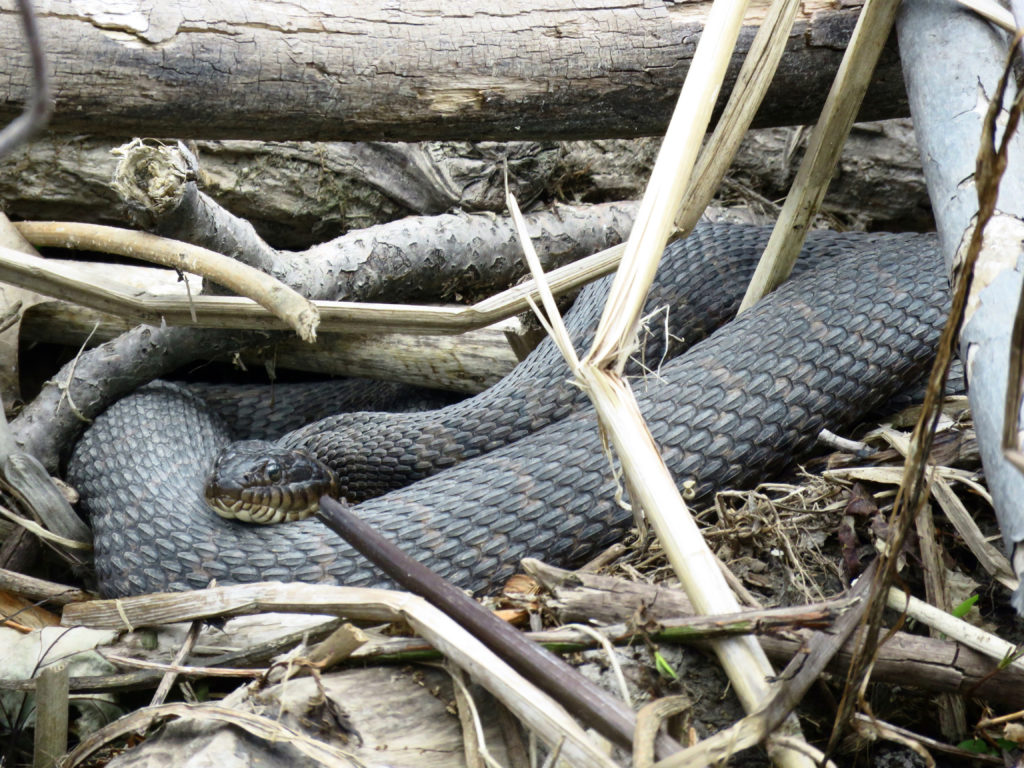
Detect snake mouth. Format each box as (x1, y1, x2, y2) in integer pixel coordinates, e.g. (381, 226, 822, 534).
(204, 440, 338, 525)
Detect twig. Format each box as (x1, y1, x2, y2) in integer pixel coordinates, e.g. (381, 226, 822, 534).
(853, 713, 1002, 765)
(0, 502, 89, 550)
(885, 588, 1024, 673)
(766, 738, 837, 767)
(306, 623, 369, 670)
(562, 624, 632, 706)
(817, 428, 873, 456)
(111, 141, 293, 278)
(0, 568, 90, 605)
(738, 0, 904, 311)
(102, 655, 262, 680)
(445, 664, 503, 768)
(149, 620, 203, 707)
(675, 0, 803, 235)
(851, 716, 935, 767)
(634, 696, 691, 768)
(977, 708, 1024, 728)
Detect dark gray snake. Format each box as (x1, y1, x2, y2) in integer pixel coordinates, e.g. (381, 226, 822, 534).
(67, 225, 949, 597)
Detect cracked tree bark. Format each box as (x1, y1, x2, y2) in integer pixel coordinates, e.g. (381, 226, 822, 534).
(0, 0, 909, 141)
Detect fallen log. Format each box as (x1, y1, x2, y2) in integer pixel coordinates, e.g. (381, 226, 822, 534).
(0, 123, 930, 250)
(0, 0, 908, 141)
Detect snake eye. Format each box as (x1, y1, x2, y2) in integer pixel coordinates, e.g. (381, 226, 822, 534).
(264, 460, 283, 483)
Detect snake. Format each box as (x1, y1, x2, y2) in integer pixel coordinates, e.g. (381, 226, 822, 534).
(66, 224, 949, 598)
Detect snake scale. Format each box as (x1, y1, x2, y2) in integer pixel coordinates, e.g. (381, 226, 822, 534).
(67, 224, 949, 598)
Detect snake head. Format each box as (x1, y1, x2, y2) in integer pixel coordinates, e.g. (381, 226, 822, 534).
(204, 440, 338, 524)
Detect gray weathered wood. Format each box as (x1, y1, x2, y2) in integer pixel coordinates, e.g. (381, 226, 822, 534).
(0, 566, 91, 604)
(22, 300, 519, 393)
(897, 0, 1024, 611)
(0, 0, 909, 141)
(32, 663, 69, 768)
(0, 127, 929, 249)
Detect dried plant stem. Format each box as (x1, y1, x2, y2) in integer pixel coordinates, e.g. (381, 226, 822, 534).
(506, 0, 817, 761)
(676, 0, 804, 235)
(0, 232, 629, 340)
(957, 0, 1016, 30)
(584, 0, 750, 373)
(13, 222, 319, 342)
(575, 371, 785, 712)
(738, 0, 904, 311)
(885, 588, 1024, 673)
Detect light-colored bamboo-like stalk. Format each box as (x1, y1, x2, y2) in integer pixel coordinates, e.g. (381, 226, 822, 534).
(885, 588, 1024, 673)
(737, 0, 904, 312)
(509, 0, 817, 762)
(957, 0, 1016, 31)
(583, 0, 752, 375)
(676, 0, 805, 235)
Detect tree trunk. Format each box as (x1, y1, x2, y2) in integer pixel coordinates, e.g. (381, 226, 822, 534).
(898, 0, 1024, 612)
(0, 0, 908, 141)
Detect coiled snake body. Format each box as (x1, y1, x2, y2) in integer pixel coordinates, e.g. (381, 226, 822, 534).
(68, 225, 949, 597)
